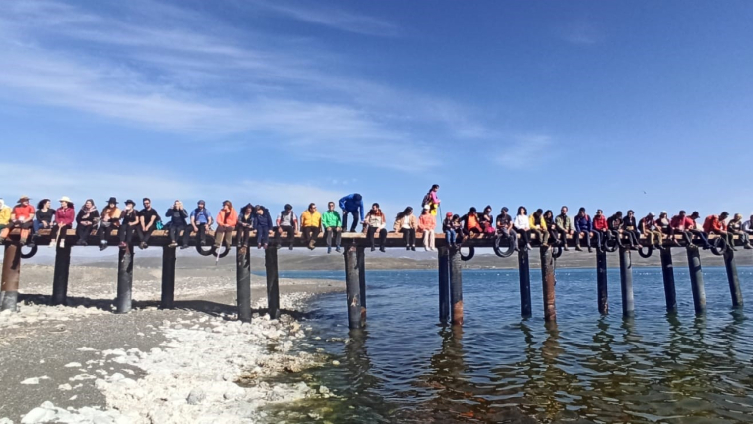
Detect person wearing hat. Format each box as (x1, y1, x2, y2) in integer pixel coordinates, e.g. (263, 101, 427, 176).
(96, 197, 121, 251)
(118, 200, 140, 248)
(393, 207, 417, 251)
(639, 212, 664, 250)
(189, 200, 213, 247)
(164, 200, 189, 249)
(275, 204, 298, 250)
(49, 197, 75, 248)
(443, 211, 458, 248)
(0, 195, 36, 246)
(418, 204, 436, 251)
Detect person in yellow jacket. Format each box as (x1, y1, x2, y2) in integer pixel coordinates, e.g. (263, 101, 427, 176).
(300, 203, 322, 250)
(529, 208, 549, 247)
(0, 199, 11, 232)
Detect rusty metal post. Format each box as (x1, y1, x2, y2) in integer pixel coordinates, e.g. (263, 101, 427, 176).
(357, 246, 367, 314)
(237, 246, 252, 323)
(687, 246, 706, 314)
(438, 246, 450, 324)
(160, 246, 176, 309)
(660, 248, 677, 313)
(723, 250, 743, 308)
(618, 247, 635, 317)
(344, 246, 364, 329)
(540, 246, 556, 322)
(449, 247, 464, 326)
(1, 243, 22, 312)
(596, 249, 608, 315)
(115, 247, 134, 314)
(265, 247, 280, 319)
(518, 249, 532, 318)
(51, 244, 72, 306)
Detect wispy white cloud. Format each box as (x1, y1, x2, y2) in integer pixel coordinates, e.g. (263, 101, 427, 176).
(556, 21, 604, 45)
(495, 134, 557, 170)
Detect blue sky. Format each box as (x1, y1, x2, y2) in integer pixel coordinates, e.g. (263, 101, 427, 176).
(2, 0, 752, 220)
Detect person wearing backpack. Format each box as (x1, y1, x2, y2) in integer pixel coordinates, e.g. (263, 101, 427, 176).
(275, 204, 298, 250)
(421, 184, 441, 216)
(190, 200, 213, 246)
(138, 198, 161, 249)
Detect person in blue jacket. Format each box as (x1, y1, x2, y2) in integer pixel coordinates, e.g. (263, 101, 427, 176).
(253, 205, 273, 249)
(339, 193, 364, 233)
(574, 207, 595, 253)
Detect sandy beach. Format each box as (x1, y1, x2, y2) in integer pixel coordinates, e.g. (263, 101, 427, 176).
(0, 262, 345, 424)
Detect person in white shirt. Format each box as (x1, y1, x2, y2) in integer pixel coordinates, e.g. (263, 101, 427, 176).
(364, 203, 388, 252)
(514, 206, 532, 251)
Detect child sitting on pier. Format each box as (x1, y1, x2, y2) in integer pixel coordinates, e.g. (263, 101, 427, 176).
(443, 212, 458, 248)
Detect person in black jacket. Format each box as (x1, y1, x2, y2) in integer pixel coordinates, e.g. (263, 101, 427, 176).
(237, 203, 255, 248)
(75, 199, 100, 246)
(253, 205, 273, 249)
(165, 200, 189, 249)
(607, 211, 627, 248)
(118, 200, 140, 249)
(623, 210, 641, 249)
(138, 198, 161, 249)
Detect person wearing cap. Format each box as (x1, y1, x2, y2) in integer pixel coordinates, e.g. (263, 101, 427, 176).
(321, 202, 343, 254)
(214, 200, 237, 250)
(190, 200, 213, 247)
(96, 197, 121, 251)
(339, 193, 364, 232)
(687, 211, 711, 250)
(703, 212, 734, 250)
(0, 195, 36, 246)
(393, 207, 417, 251)
(418, 204, 436, 251)
(75, 199, 100, 246)
(727, 213, 752, 250)
(0, 199, 11, 233)
(669, 210, 695, 247)
(49, 197, 75, 248)
(495, 207, 517, 251)
(300, 203, 322, 250)
(554, 206, 573, 251)
(138, 198, 161, 249)
(639, 212, 664, 250)
(118, 200, 140, 248)
(165, 200, 190, 249)
(275, 204, 298, 250)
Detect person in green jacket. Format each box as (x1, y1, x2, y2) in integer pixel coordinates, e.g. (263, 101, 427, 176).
(322, 201, 343, 254)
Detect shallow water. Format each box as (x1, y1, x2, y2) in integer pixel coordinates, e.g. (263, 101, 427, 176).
(269, 266, 753, 423)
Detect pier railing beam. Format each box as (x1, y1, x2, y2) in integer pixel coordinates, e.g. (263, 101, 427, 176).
(236, 246, 252, 322)
(1, 243, 22, 312)
(438, 246, 450, 325)
(618, 247, 635, 317)
(518, 249, 532, 319)
(660, 248, 677, 313)
(115, 248, 134, 314)
(540, 246, 556, 322)
(596, 250, 608, 315)
(344, 246, 364, 329)
(450, 248, 464, 326)
(723, 250, 743, 308)
(686, 246, 706, 314)
(160, 247, 176, 309)
(51, 244, 72, 306)
(265, 247, 280, 320)
(357, 246, 367, 317)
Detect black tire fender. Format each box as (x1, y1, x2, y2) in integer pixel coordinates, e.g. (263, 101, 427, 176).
(20, 244, 38, 259)
(552, 245, 563, 259)
(710, 237, 727, 256)
(493, 235, 516, 258)
(460, 246, 475, 261)
(638, 245, 653, 258)
(196, 245, 214, 257)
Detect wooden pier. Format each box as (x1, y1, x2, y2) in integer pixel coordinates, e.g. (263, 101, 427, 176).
(0, 228, 748, 328)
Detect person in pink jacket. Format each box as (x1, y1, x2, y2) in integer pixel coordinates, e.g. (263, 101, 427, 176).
(50, 196, 75, 248)
(418, 205, 436, 251)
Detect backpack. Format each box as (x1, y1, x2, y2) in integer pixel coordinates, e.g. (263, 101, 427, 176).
(421, 192, 433, 207)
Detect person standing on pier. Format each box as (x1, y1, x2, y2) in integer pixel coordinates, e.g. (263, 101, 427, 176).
(236, 204, 255, 249)
(623, 210, 641, 249)
(275, 204, 298, 250)
(165, 200, 189, 249)
(419, 205, 436, 251)
(138, 198, 161, 249)
(0, 195, 35, 246)
(703, 212, 733, 250)
(496, 207, 518, 251)
(49, 197, 75, 248)
(322, 202, 343, 254)
(422, 185, 441, 216)
(32, 199, 53, 246)
(394, 207, 417, 251)
(364, 203, 388, 252)
(118, 200, 139, 249)
(300, 203, 322, 250)
(727, 213, 752, 249)
(190, 200, 213, 247)
(640, 212, 664, 250)
(97, 197, 121, 251)
(555, 206, 574, 251)
(339, 193, 364, 232)
(688, 211, 711, 250)
(574, 208, 594, 252)
(513, 206, 532, 251)
(214, 200, 237, 250)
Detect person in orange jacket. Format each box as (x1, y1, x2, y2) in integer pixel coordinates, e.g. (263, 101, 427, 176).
(214, 200, 238, 250)
(703, 212, 734, 251)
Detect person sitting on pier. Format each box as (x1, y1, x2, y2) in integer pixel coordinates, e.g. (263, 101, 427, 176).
(703, 212, 734, 251)
(214, 200, 237, 250)
(529, 209, 549, 247)
(253, 205, 273, 249)
(496, 207, 518, 251)
(688, 211, 711, 250)
(480, 206, 496, 236)
(339, 193, 364, 233)
(0, 195, 36, 246)
(236, 204, 255, 249)
(137, 198, 161, 250)
(322, 202, 343, 254)
(275, 204, 298, 250)
(514, 206, 532, 251)
(421, 185, 441, 216)
(118, 200, 139, 249)
(75, 199, 100, 246)
(165, 200, 189, 249)
(301, 203, 322, 250)
(728, 213, 752, 250)
(592, 209, 609, 251)
(419, 205, 437, 251)
(460, 207, 483, 238)
(555, 206, 573, 251)
(639, 212, 664, 250)
(49, 197, 75, 248)
(443, 212, 458, 249)
(623, 210, 641, 249)
(608, 211, 630, 249)
(543, 210, 559, 246)
(364, 203, 388, 252)
(655, 212, 671, 247)
(394, 207, 417, 251)
(574, 208, 594, 252)
(0, 199, 10, 234)
(97, 197, 121, 251)
(669, 211, 695, 247)
(32, 199, 53, 246)
(743, 214, 753, 238)
(190, 200, 213, 247)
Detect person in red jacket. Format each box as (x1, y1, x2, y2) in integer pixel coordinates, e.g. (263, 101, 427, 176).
(703, 212, 734, 250)
(669, 210, 695, 246)
(49, 196, 75, 248)
(592, 209, 608, 252)
(214, 200, 238, 250)
(0, 195, 36, 246)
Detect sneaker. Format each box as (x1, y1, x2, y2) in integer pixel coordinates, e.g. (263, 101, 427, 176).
(336, 247, 341, 253)
(168, 242, 178, 248)
(327, 246, 332, 254)
(263, 243, 268, 250)
(371, 247, 376, 252)
(379, 246, 386, 253)
(745, 244, 753, 250)
(406, 246, 410, 251)
(289, 245, 294, 250)
(411, 246, 416, 251)
(180, 244, 189, 250)
(99, 244, 107, 251)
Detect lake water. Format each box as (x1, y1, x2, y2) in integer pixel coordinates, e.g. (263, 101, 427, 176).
(267, 267, 753, 423)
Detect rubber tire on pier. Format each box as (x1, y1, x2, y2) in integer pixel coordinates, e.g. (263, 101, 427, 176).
(603, 236, 619, 253)
(195, 244, 231, 258)
(709, 237, 727, 256)
(20, 244, 38, 259)
(492, 235, 516, 258)
(552, 245, 563, 259)
(460, 246, 475, 261)
(638, 245, 653, 259)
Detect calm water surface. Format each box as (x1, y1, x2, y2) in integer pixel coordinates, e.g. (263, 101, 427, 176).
(267, 266, 753, 423)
